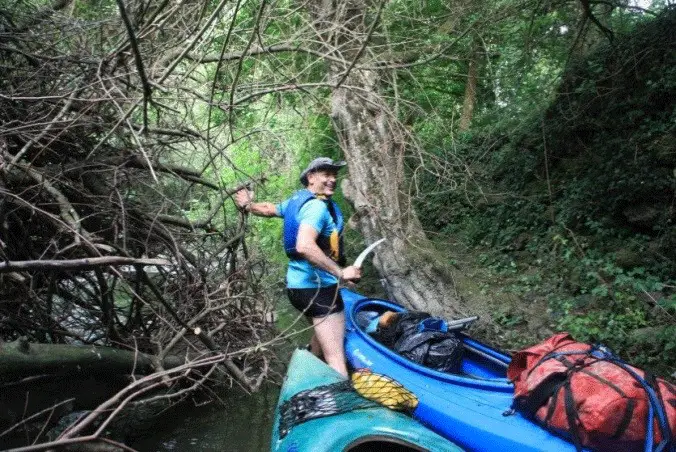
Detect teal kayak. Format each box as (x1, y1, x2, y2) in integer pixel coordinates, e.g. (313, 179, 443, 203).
(271, 349, 464, 452)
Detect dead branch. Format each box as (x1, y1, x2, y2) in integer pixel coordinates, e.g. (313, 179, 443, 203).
(1, 1, 276, 445)
(0, 257, 171, 273)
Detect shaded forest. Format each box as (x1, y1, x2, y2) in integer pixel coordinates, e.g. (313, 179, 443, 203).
(0, 0, 674, 449)
(417, 7, 675, 374)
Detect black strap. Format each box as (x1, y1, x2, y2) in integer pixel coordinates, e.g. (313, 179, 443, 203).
(515, 372, 568, 419)
(544, 377, 563, 426)
(551, 352, 627, 398)
(662, 380, 676, 397)
(563, 379, 584, 452)
(526, 347, 591, 379)
(557, 355, 637, 442)
(578, 366, 627, 397)
(606, 358, 672, 452)
(612, 398, 636, 439)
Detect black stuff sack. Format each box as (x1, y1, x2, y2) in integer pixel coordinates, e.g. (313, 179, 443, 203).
(372, 311, 464, 373)
(394, 330, 463, 373)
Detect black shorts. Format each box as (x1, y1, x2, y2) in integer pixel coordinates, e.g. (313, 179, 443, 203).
(287, 285, 344, 318)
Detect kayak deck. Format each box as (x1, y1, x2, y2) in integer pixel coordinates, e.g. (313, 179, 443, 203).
(271, 349, 464, 452)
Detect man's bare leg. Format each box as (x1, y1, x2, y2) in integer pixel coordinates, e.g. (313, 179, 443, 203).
(312, 312, 348, 377)
(309, 333, 323, 359)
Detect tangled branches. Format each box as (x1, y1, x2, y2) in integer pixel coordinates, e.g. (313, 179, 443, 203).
(0, 0, 276, 446)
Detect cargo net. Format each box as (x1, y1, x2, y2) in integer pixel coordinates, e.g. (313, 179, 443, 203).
(278, 371, 418, 438)
(278, 380, 379, 438)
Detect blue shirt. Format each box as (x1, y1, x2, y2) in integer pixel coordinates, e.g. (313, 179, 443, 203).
(276, 197, 340, 288)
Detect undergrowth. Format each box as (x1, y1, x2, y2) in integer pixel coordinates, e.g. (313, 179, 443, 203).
(417, 8, 676, 378)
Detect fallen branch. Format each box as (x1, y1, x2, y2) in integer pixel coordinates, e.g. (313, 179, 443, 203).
(0, 339, 160, 379)
(0, 257, 172, 273)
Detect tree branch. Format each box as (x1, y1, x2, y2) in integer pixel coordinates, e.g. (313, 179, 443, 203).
(0, 257, 171, 273)
(114, 0, 152, 128)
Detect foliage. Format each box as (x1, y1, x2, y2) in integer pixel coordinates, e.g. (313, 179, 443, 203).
(2, 0, 676, 447)
(414, 6, 676, 377)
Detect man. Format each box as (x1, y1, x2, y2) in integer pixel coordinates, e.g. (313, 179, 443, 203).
(234, 157, 361, 377)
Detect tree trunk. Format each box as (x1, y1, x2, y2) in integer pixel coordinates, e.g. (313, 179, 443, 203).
(0, 339, 164, 379)
(311, 1, 468, 318)
(459, 39, 480, 131)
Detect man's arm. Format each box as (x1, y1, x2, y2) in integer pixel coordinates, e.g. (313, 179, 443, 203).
(247, 201, 279, 217)
(296, 224, 361, 281)
(234, 189, 280, 217)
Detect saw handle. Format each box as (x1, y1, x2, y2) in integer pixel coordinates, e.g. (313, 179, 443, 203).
(340, 265, 362, 284)
(446, 316, 479, 332)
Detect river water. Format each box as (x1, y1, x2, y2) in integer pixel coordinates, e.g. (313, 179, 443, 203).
(132, 303, 312, 452)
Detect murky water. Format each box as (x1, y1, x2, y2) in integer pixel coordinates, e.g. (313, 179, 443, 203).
(132, 383, 281, 451)
(133, 303, 312, 452)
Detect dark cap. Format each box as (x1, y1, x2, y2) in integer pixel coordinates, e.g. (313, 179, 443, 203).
(299, 157, 347, 186)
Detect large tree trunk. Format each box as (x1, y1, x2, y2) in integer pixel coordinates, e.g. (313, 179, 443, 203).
(459, 39, 480, 131)
(311, 1, 468, 318)
(0, 339, 178, 379)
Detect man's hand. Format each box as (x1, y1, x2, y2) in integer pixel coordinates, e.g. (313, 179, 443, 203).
(235, 188, 253, 211)
(341, 265, 362, 282)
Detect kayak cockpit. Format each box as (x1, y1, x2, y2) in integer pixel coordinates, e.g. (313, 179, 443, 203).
(348, 297, 511, 383)
(461, 337, 510, 378)
(345, 436, 429, 451)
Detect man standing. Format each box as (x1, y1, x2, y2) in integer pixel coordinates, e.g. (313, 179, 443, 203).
(235, 157, 361, 377)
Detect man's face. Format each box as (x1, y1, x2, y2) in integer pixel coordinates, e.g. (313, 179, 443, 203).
(307, 169, 339, 197)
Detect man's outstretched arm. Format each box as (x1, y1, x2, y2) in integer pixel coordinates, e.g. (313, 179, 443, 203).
(234, 189, 279, 217)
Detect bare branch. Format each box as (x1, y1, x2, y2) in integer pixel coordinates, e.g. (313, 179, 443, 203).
(0, 257, 171, 273)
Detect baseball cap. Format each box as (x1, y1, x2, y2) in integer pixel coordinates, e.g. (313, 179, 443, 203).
(299, 157, 347, 186)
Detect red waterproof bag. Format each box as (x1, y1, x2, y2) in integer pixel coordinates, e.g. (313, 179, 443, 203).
(507, 333, 676, 452)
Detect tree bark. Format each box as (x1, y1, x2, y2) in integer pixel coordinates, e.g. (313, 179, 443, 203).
(312, 1, 468, 318)
(0, 339, 165, 380)
(459, 39, 480, 131)
(0, 257, 171, 273)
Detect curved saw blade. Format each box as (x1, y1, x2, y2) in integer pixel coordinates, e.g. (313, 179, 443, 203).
(353, 238, 386, 268)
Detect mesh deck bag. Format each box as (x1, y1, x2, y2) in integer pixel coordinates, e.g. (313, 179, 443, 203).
(278, 381, 379, 438)
(279, 371, 419, 438)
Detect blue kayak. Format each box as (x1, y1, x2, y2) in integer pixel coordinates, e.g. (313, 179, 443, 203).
(271, 348, 464, 452)
(342, 289, 586, 452)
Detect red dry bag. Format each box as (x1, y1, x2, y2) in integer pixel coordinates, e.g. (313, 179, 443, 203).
(507, 333, 676, 452)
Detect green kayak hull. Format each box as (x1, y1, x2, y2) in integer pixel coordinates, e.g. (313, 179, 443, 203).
(271, 349, 463, 452)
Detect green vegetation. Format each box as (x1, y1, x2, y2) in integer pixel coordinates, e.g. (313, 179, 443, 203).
(1, 0, 675, 446)
(415, 7, 675, 376)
